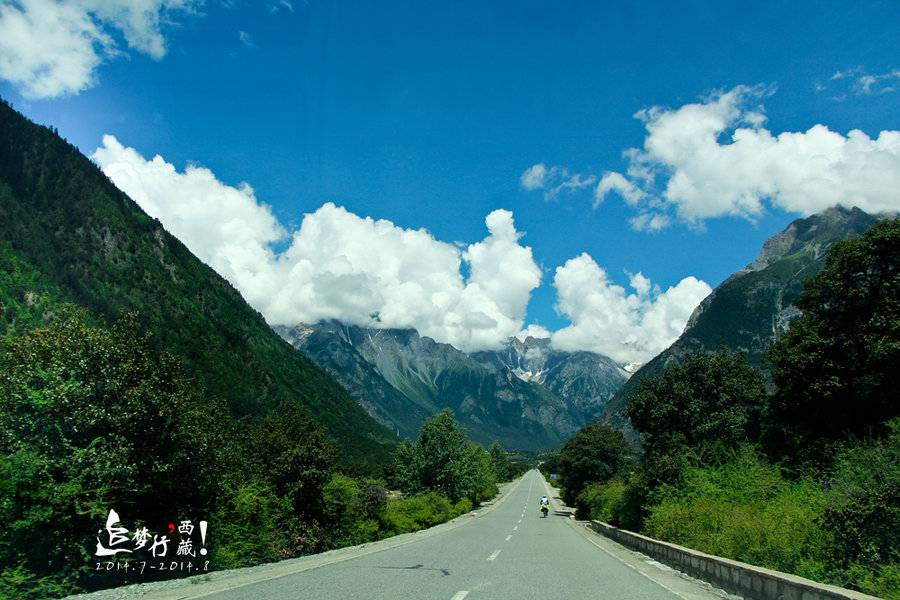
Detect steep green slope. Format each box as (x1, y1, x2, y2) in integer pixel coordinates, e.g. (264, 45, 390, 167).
(0, 98, 396, 462)
(0, 239, 68, 336)
(600, 206, 881, 435)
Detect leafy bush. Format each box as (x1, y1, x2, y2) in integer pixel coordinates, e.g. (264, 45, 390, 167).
(321, 474, 386, 548)
(818, 420, 900, 598)
(642, 447, 829, 576)
(839, 563, 900, 600)
(577, 480, 626, 522)
(634, 436, 900, 599)
(209, 479, 286, 569)
(380, 493, 471, 536)
(557, 422, 629, 506)
(0, 564, 73, 600)
(393, 409, 500, 504)
(577, 476, 646, 529)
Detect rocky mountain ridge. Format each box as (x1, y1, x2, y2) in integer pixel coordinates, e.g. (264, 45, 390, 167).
(276, 322, 629, 450)
(471, 336, 630, 424)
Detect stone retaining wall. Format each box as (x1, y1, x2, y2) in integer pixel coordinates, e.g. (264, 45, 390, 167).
(588, 521, 883, 600)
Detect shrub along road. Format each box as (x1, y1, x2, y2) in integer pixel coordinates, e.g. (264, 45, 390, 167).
(126, 470, 728, 600)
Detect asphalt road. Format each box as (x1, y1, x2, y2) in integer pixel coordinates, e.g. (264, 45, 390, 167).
(139, 470, 730, 600)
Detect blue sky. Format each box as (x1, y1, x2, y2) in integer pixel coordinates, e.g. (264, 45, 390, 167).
(2, 0, 899, 367)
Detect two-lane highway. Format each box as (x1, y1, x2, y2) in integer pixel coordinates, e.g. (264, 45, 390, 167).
(142, 471, 727, 600)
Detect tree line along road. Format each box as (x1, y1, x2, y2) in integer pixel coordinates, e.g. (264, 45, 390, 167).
(136, 470, 730, 600)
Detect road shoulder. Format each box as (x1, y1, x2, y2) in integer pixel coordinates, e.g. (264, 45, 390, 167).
(534, 471, 739, 600)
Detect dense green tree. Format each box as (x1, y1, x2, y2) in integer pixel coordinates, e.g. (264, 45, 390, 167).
(626, 349, 766, 487)
(320, 474, 387, 547)
(247, 405, 339, 517)
(398, 409, 469, 501)
(0, 307, 227, 595)
(557, 422, 629, 507)
(208, 404, 341, 563)
(465, 440, 499, 502)
(393, 409, 495, 504)
(764, 218, 900, 465)
(488, 440, 511, 482)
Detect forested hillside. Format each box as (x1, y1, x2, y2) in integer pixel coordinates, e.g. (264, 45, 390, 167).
(0, 98, 397, 462)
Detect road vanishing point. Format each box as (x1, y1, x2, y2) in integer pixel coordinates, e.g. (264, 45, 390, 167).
(131, 470, 730, 600)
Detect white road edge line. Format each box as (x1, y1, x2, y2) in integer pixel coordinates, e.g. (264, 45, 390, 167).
(577, 528, 693, 600)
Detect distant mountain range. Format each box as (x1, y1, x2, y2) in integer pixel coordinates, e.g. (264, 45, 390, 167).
(599, 205, 884, 435)
(0, 98, 397, 463)
(276, 322, 629, 450)
(471, 336, 629, 425)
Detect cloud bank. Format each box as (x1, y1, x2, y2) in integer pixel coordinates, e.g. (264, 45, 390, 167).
(93, 136, 709, 363)
(550, 254, 711, 368)
(593, 85, 900, 230)
(0, 0, 199, 98)
(93, 136, 546, 353)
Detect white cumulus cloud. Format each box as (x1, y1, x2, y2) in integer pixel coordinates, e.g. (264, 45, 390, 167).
(515, 324, 553, 342)
(550, 253, 711, 367)
(595, 85, 900, 229)
(92, 136, 543, 353)
(594, 171, 645, 207)
(0, 0, 199, 98)
(92, 135, 287, 305)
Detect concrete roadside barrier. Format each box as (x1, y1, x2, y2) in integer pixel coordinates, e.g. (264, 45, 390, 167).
(589, 521, 883, 600)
